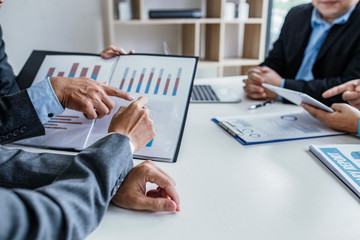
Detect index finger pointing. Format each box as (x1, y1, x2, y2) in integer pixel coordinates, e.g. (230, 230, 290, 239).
(323, 85, 347, 98)
(323, 82, 357, 98)
(102, 84, 134, 101)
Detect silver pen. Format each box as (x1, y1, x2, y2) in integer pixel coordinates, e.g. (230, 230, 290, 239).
(248, 100, 274, 110)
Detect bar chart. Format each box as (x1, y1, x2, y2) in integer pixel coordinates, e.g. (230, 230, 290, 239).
(44, 115, 84, 131)
(45, 63, 102, 80)
(117, 66, 183, 96)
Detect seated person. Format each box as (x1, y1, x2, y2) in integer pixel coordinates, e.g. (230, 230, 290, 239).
(303, 80, 360, 133)
(243, 0, 360, 106)
(0, 45, 134, 143)
(0, 95, 180, 240)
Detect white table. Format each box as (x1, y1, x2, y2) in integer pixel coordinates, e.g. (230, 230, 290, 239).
(10, 77, 360, 240)
(85, 76, 360, 240)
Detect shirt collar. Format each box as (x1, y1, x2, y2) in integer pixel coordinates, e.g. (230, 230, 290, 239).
(311, 4, 357, 28)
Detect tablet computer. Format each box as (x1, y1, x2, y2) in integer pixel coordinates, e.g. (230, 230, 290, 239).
(262, 83, 334, 113)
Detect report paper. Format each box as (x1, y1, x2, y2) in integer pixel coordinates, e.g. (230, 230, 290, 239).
(16, 54, 198, 162)
(310, 144, 360, 198)
(212, 110, 345, 145)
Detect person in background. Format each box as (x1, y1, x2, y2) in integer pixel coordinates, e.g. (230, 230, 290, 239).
(303, 79, 360, 134)
(243, 0, 360, 106)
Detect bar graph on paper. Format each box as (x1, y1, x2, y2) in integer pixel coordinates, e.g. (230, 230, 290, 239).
(32, 55, 116, 86)
(44, 115, 83, 131)
(45, 63, 102, 80)
(117, 67, 182, 96)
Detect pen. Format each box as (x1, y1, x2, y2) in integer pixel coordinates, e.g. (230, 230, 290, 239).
(248, 100, 274, 110)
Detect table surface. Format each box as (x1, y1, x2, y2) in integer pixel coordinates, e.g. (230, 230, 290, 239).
(11, 77, 360, 240)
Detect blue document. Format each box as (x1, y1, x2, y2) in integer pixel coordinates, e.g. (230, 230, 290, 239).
(310, 144, 360, 198)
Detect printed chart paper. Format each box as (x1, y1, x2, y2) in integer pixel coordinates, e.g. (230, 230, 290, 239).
(16, 54, 197, 162)
(212, 110, 345, 145)
(310, 144, 360, 197)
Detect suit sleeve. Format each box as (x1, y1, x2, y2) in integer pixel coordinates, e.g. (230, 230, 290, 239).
(260, 7, 293, 75)
(0, 133, 134, 240)
(0, 25, 19, 96)
(0, 90, 45, 144)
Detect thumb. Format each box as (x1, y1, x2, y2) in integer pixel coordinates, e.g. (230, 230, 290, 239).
(113, 106, 127, 119)
(140, 196, 178, 212)
(331, 103, 345, 112)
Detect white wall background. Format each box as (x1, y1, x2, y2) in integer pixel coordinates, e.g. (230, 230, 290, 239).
(0, 0, 214, 77)
(0, 0, 104, 74)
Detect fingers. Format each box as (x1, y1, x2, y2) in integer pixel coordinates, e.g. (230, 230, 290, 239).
(330, 103, 346, 112)
(322, 80, 359, 98)
(243, 79, 266, 99)
(323, 85, 349, 98)
(302, 103, 330, 123)
(113, 106, 127, 119)
(342, 91, 360, 101)
(100, 45, 128, 59)
(145, 162, 179, 209)
(113, 160, 180, 212)
(128, 96, 148, 111)
(138, 194, 178, 212)
(246, 68, 265, 84)
(108, 96, 155, 151)
(102, 84, 134, 101)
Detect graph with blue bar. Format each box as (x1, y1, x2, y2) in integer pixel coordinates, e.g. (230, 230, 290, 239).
(154, 69, 164, 95)
(117, 67, 182, 96)
(44, 63, 102, 80)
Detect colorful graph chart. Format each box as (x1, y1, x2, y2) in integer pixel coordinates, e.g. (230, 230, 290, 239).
(44, 115, 83, 130)
(45, 63, 102, 80)
(118, 67, 183, 96)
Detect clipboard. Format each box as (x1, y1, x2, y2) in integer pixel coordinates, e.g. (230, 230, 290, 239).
(212, 111, 345, 145)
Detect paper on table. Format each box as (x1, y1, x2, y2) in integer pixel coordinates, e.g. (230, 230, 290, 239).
(213, 110, 345, 144)
(87, 55, 197, 161)
(310, 144, 360, 197)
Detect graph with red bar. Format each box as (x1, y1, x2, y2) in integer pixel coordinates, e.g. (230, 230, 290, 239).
(45, 63, 102, 80)
(114, 66, 183, 96)
(23, 54, 197, 161)
(32, 55, 116, 86)
(44, 115, 83, 130)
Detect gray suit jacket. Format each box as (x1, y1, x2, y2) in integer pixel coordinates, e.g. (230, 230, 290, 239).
(0, 133, 134, 240)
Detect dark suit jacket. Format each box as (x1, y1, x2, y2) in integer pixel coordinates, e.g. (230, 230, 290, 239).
(262, 3, 360, 106)
(0, 25, 19, 97)
(0, 90, 45, 144)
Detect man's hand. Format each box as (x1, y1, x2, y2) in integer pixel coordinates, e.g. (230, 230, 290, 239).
(112, 160, 180, 212)
(100, 45, 135, 59)
(243, 66, 281, 100)
(302, 103, 360, 133)
(108, 96, 155, 152)
(50, 77, 134, 119)
(323, 79, 360, 109)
